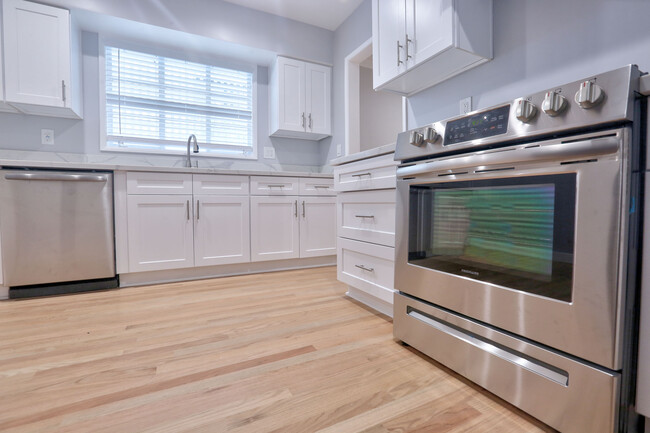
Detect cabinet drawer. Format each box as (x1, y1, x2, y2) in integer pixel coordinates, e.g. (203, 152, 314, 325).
(299, 178, 335, 196)
(337, 238, 395, 304)
(334, 153, 397, 192)
(338, 189, 396, 247)
(193, 174, 249, 195)
(127, 172, 193, 195)
(250, 176, 300, 195)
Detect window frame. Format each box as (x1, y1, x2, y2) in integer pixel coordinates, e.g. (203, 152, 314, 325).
(98, 37, 258, 160)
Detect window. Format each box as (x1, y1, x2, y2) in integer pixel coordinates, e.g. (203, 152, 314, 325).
(103, 46, 255, 158)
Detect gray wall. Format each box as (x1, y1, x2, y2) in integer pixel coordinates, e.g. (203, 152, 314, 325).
(359, 65, 402, 151)
(0, 0, 331, 170)
(324, 0, 373, 166)
(323, 0, 650, 165)
(407, 0, 650, 127)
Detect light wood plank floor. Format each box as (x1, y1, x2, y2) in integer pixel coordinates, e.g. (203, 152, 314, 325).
(0, 266, 555, 432)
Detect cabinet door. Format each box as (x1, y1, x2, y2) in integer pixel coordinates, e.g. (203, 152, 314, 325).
(277, 57, 306, 133)
(250, 196, 300, 262)
(305, 63, 331, 136)
(127, 195, 194, 272)
(194, 196, 250, 266)
(300, 197, 336, 258)
(372, 0, 407, 89)
(406, 0, 453, 66)
(3, 0, 70, 108)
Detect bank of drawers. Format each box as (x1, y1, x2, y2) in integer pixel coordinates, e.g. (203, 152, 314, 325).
(333, 153, 397, 192)
(334, 153, 398, 316)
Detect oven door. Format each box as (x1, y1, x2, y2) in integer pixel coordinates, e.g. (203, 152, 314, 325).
(395, 128, 631, 370)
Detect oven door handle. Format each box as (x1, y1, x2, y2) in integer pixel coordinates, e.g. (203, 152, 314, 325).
(397, 135, 620, 178)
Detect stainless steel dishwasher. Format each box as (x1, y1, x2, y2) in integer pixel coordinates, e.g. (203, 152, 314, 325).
(0, 169, 117, 298)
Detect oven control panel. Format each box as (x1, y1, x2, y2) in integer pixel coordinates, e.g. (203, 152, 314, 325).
(444, 105, 509, 146)
(394, 65, 640, 162)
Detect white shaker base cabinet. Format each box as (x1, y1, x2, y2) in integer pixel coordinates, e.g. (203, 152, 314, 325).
(126, 195, 194, 273)
(333, 150, 398, 317)
(194, 196, 250, 267)
(299, 197, 337, 258)
(250, 177, 336, 262)
(250, 196, 300, 262)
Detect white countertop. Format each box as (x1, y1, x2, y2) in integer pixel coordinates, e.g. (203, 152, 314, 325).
(0, 150, 333, 178)
(329, 143, 396, 166)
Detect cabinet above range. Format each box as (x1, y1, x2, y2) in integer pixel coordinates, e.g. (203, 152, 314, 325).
(372, 0, 492, 95)
(269, 56, 331, 140)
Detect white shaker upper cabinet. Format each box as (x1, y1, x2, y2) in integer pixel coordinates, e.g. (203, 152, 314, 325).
(2, 0, 82, 118)
(269, 56, 331, 140)
(372, 0, 492, 95)
(0, 5, 16, 113)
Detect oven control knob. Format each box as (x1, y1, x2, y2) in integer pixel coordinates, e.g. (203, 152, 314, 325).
(541, 91, 568, 117)
(514, 98, 537, 123)
(409, 130, 424, 147)
(424, 127, 438, 143)
(575, 81, 605, 109)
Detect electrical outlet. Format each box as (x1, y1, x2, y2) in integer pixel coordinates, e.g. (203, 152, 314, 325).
(460, 97, 472, 115)
(41, 129, 54, 145)
(263, 147, 275, 159)
(336, 144, 342, 157)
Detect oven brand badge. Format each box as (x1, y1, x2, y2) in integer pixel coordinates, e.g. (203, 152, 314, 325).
(461, 269, 480, 276)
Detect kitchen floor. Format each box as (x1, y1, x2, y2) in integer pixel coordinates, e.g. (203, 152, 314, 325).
(0, 267, 555, 432)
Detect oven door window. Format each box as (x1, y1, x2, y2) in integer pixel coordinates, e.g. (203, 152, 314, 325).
(408, 174, 576, 302)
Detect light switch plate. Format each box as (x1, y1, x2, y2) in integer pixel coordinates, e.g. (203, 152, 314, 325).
(336, 144, 342, 156)
(460, 97, 472, 115)
(263, 147, 275, 159)
(41, 129, 55, 145)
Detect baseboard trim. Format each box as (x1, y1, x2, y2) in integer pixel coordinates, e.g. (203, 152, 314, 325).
(119, 256, 336, 287)
(346, 286, 394, 318)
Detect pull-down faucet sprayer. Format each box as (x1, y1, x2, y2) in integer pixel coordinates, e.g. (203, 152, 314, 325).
(185, 134, 199, 167)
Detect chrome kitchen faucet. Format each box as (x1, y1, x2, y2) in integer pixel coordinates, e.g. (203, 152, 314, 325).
(185, 134, 200, 167)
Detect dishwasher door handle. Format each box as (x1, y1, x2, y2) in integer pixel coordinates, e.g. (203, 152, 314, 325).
(4, 173, 108, 182)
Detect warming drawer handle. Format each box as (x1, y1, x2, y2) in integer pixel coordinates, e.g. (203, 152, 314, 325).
(397, 135, 621, 178)
(4, 173, 108, 182)
(407, 309, 569, 387)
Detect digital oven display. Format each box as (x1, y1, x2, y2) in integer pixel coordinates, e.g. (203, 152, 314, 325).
(444, 105, 510, 146)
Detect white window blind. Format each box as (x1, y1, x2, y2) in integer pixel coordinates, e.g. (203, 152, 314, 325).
(104, 46, 254, 157)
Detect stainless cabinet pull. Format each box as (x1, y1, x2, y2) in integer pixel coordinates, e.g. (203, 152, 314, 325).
(352, 172, 372, 178)
(294, 200, 298, 217)
(396, 40, 403, 66)
(62, 80, 66, 103)
(301, 112, 306, 128)
(355, 215, 375, 219)
(314, 185, 330, 189)
(267, 184, 286, 188)
(308, 113, 313, 129)
(302, 201, 305, 218)
(355, 264, 374, 272)
(186, 200, 190, 221)
(405, 34, 413, 60)
(196, 200, 200, 220)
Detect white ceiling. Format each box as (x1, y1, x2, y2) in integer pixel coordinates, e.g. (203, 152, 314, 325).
(221, 0, 364, 31)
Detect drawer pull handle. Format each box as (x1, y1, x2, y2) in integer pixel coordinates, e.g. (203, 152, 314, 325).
(352, 172, 372, 178)
(314, 185, 330, 189)
(267, 184, 286, 188)
(355, 215, 375, 219)
(355, 264, 374, 272)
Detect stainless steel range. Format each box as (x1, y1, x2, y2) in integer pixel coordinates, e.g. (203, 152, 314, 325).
(393, 65, 645, 433)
